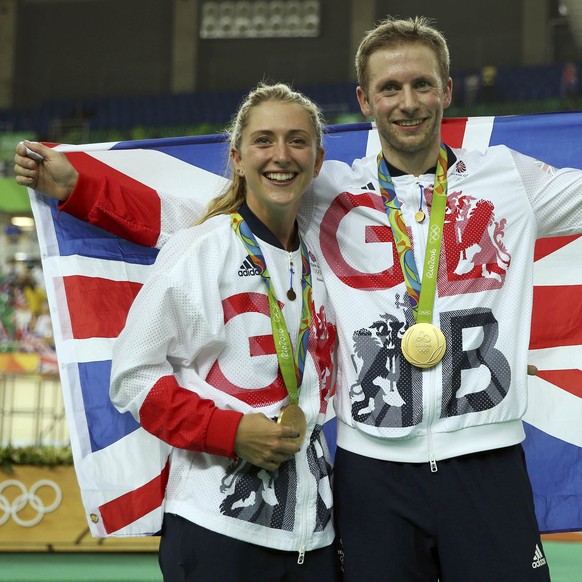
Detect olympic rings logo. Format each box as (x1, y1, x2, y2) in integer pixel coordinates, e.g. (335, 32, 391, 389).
(428, 224, 441, 244)
(0, 479, 62, 527)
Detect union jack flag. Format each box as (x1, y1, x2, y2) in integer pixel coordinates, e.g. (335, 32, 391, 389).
(29, 113, 582, 536)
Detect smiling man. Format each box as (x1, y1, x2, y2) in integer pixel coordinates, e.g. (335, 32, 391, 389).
(297, 16, 582, 581)
(356, 41, 452, 174)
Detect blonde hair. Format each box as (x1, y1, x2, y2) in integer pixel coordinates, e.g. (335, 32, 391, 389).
(198, 82, 325, 224)
(355, 16, 450, 97)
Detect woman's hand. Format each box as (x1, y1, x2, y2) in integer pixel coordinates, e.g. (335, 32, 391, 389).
(14, 140, 79, 201)
(234, 413, 302, 471)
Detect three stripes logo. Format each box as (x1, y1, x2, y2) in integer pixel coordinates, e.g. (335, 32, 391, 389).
(531, 544, 547, 569)
(238, 255, 261, 277)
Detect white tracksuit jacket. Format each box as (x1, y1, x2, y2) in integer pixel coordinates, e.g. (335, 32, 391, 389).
(300, 145, 582, 466)
(109, 207, 337, 552)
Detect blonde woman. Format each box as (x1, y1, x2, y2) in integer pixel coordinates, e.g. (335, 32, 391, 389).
(108, 84, 338, 581)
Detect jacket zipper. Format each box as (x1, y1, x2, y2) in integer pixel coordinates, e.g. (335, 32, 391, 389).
(296, 434, 309, 564)
(297, 342, 315, 565)
(413, 178, 439, 473)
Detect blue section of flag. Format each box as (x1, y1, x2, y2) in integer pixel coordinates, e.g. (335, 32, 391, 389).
(324, 122, 372, 164)
(156, 141, 230, 176)
(523, 422, 582, 533)
(78, 360, 140, 452)
(49, 198, 159, 265)
(489, 111, 582, 169)
(322, 416, 337, 459)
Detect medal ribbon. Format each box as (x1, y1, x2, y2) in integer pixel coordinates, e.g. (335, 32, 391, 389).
(377, 145, 448, 324)
(231, 212, 312, 405)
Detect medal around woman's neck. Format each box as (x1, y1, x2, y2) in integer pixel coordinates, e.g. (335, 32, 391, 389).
(231, 212, 311, 443)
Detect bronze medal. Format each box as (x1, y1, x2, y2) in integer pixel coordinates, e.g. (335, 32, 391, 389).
(277, 404, 307, 445)
(415, 210, 426, 223)
(401, 322, 446, 368)
(286, 289, 296, 301)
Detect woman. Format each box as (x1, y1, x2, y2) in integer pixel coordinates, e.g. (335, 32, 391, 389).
(108, 83, 339, 581)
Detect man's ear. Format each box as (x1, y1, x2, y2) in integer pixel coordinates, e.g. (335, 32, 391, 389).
(356, 86, 373, 117)
(443, 77, 453, 109)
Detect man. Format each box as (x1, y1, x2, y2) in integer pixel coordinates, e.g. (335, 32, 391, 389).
(299, 16, 577, 581)
(15, 16, 577, 581)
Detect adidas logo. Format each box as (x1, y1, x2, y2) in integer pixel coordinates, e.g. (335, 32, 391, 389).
(531, 544, 547, 569)
(360, 182, 375, 191)
(238, 256, 261, 277)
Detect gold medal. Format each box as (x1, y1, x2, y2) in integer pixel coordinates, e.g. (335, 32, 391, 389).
(401, 322, 446, 368)
(415, 210, 425, 223)
(277, 404, 307, 445)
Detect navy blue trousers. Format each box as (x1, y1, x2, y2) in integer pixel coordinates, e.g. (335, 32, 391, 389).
(334, 445, 551, 581)
(158, 513, 341, 581)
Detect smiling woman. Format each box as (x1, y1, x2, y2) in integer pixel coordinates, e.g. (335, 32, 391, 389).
(230, 100, 324, 250)
(103, 82, 340, 581)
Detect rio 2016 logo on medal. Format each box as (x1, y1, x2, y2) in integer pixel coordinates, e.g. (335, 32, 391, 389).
(401, 323, 446, 368)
